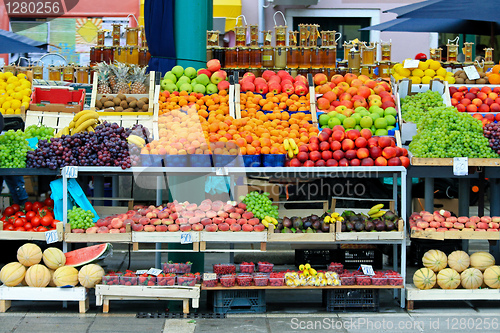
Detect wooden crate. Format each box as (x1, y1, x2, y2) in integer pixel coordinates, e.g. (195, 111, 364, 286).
(95, 284, 200, 314)
(277, 200, 329, 219)
(411, 157, 500, 167)
(0, 222, 63, 241)
(406, 284, 500, 310)
(410, 228, 500, 240)
(267, 224, 335, 243)
(0, 286, 88, 313)
(25, 111, 74, 131)
(132, 231, 200, 252)
(64, 223, 132, 243)
(29, 87, 85, 113)
(203, 284, 403, 290)
(335, 219, 405, 241)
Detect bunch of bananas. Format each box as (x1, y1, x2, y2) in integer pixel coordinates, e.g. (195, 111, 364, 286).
(261, 215, 278, 228)
(324, 212, 344, 224)
(368, 204, 386, 218)
(55, 110, 99, 138)
(127, 135, 146, 148)
(283, 138, 299, 159)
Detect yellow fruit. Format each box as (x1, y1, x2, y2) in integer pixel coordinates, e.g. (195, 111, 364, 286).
(445, 71, 454, 77)
(392, 63, 403, 73)
(483, 265, 500, 288)
(413, 268, 436, 290)
(6, 84, 15, 91)
(422, 249, 447, 272)
(470, 251, 495, 271)
(21, 102, 29, 109)
(0, 72, 5, 81)
(7, 76, 18, 84)
(0, 262, 26, 286)
(435, 68, 447, 77)
(435, 75, 445, 80)
(448, 251, 470, 273)
(397, 67, 411, 77)
(418, 61, 430, 70)
(14, 108, 21, 115)
(25, 264, 51, 288)
(22, 95, 31, 103)
(0, 108, 5, 114)
(17, 243, 43, 267)
(412, 69, 424, 77)
(20, 80, 31, 89)
(17, 73, 27, 80)
(78, 264, 105, 288)
(4, 72, 14, 79)
(410, 76, 422, 84)
(392, 73, 403, 82)
(10, 100, 21, 110)
(424, 69, 436, 77)
(445, 76, 456, 84)
(13, 92, 22, 100)
(2, 101, 11, 109)
(53, 266, 79, 287)
(437, 268, 461, 289)
(6, 108, 14, 114)
(429, 60, 441, 71)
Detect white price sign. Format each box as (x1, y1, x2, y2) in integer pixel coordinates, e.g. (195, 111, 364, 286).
(147, 268, 163, 276)
(136, 270, 147, 275)
(360, 264, 375, 276)
(180, 232, 192, 244)
(64, 166, 78, 178)
(203, 273, 217, 280)
(45, 230, 59, 244)
(463, 65, 480, 80)
(404, 59, 420, 69)
(453, 157, 468, 176)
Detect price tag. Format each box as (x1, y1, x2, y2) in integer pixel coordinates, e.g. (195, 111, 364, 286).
(360, 264, 375, 276)
(136, 270, 147, 275)
(147, 268, 163, 276)
(180, 232, 192, 244)
(203, 273, 217, 280)
(453, 157, 468, 176)
(64, 166, 78, 178)
(209, 33, 218, 43)
(404, 59, 420, 69)
(265, 33, 272, 43)
(45, 230, 59, 244)
(463, 65, 480, 80)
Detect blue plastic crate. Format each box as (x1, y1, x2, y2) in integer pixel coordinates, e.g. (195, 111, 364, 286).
(189, 154, 213, 167)
(164, 155, 189, 168)
(242, 154, 261, 167)
(261, 154, 286, 167)
(212, 290, 266, 314)
(213, 154, 243, 167)
(326, 289, 379, 312)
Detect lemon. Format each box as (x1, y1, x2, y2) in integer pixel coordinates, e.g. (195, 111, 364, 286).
(6, 76, 18, 84)
(429, 60, 441, 71)
(436, 67, 448, 77)
(22, 88, 31, 97)
(0, 97, 4, 105)
(0, 108, 4, 114)
(421, 76, 432, 84)
(14, 108, 21, 114)
(21, 102, 29, 109)
(392, 63, 403, 73)
(410, 76, 422, 84)
(435, 75, 445, 80)
(2, 101, 11, 109)
(22, 95, 31, 103)
(418, 61, 430, 70)
(424, 69, 436, 77)
(6, 84, 15, 91)
(0, 72, 5, 81)
(13, 92, 23, 100)
(20, 80, 31, 89)
(6, 96, 13, 101)
(14, 86, 22, 92)
(6, 108, 14, 114)
(412, 69, 424, 77)
(4, 72, 14, 79)
(392, 73, 403, 82)
(445, 76, 456, 84)
(397, 67, 411, 77)
(10, 100, 21, 110)
(17, 73, 27, 80)
(445, 71, 454, 77)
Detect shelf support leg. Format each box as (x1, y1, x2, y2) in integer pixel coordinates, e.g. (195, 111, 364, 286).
(424, 178, 434, 213)
(0, 300, 11, 312)
(62, 173, 68, 253)
(459, 178, 470, 253)
(155, 176, 163, 269)
(94, 176, 104, 206)
(489, 178, 500, 261)
(111, 175, 119, 207)
(400, 170, 407, 308)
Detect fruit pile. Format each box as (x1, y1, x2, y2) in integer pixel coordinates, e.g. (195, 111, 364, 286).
(0, 129, 31, 168)
(102, 270, 200, 287)
(24, 124, 54, 141)
(390, 59, 455, 84)
(485, 64, 500, 85)
(413, 249, 499, 290)
(285, 269, 340, 287)
(126, 124, 152, 167)
(161, 59, 229, 94)
(400, 90, 445, 123)
(276, 213, 333, 234)
(287, 126, 410, 167)
(239, 70, 308, 96)
(158, 90, 229, 116)
(450, 86, 500, 113)
(484, 122, 500, 155)
(240, 91, 310, 114)
(67, 206, 95, 232)
(0, 72, 32, 115)
(338, 269, 403, 286)
(54, 110, 100, 138)
(96, 94, 149, 113)
(240, 191, 279, 220)
(452, 69, 489, 85)
(1, 199, 56, 232)
(339, 207, 401, 232)
(0, 243, 104, 288)
(408, 106, 498, 158)
(410, 210, 500, 232)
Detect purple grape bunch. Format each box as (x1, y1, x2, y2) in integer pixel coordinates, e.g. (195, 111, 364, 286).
(126, 124, 151, 167)
(483, 122, 500, 155)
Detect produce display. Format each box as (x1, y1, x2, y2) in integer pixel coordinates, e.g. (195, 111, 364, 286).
(96, 62, 148, 95)
(240, 70, 308, 96)
(240, 191, 279, 221)
(390, 60, 456, 84)
(67, 206, 95, 232)
(274, 213, 334, 234)
(413, 249, 498, 290)
(400, 90, 445, 123)
(452, 69, 489, 85)
(409, 210, 500, 232)
(483, 122, 500, 156)
(0, 130, 31, 168)
(339, 207, 401, 232)
(101, 269, 200, 287)
(0, 72, 32, 115)
(96, 94, 149, 113)
(24, 124, 55, 141)
(0, 243, 104, 288)
(1, 199, 57, 232)
(449, 86, 500, 113)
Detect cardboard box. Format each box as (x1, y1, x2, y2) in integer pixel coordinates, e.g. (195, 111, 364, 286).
(412, 198, 459, 215)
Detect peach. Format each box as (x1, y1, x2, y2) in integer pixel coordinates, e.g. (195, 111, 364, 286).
(206, 210, 217, 218)
(237, 218, 248, 225)
(442, 222, 454, 228)
(235, 208, 245, 215)
(85, 227, 98, 234)
(470, 216, 480, 223)
(446, 216, 458, 223)
(194, 210, 206, 218)
(146, 212, 157, 219)
(144, 225, 156, 232)
(109, 229, 120, 234)
(218, 223, 230, 231)
(465, 222, 476, 229)
(425, 228, 437, 232)
(477, 222, 489, 229)
(248, 218, 260, 226)
(191, 223, 204, 231)
(212, 217, 224, 224)
(253, 224, 266, 232)
(457, 216, 469, 223)
(189, 217, 201, 224)
(436, 228, 449, 232)
(168, 224, 180, 232)
(225, 218, 237, 225)
(229, 212, 241, 220)
(201, 218, 212, 226)
(242, 212, 254, 219)
(489, 222, 499, 229)
(180, 224, 192, 232)
(205, 224, 218, 232)
(422, 214, 434, 222)
(156, 225, 168, 232)
(439, 210, 451, 218)
(242, 224, 254, 232)
(453, 222, 464, 230)
(218, 211, 229, 218)
(230, 224, 242, 231)
(132, 224, 144, 231)
(176, 218, 188, 225)
(151, 219, 162, 225)
(487, 229, 499, 232)
(429, 221, 441, 229)
(433, 214, 445, 223)
(207, 59, 221, 72)
(481, 216, 492, 223)
(417, 221, 429, 229)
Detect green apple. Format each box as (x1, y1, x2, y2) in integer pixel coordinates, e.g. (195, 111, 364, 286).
(360, 116, 373, 128)
(193, 84, 206, 94)
(384, 107, 397, 117)
(375, 129, 388, 136)
(164, 72, 177, 83)
(165, 83, 178, 93)
(206, 83, 218, 94)
(184, 67, 197, 79)
(171, 66, 184, 78)
(374, 118, 388, 129)
(335, 113, 347, 123)
(319, 113, 330, 126)
(384, 114, 396, 126)
(354, 125, 362, 131)
(369, 105, 383, 113)
(328, 117, 341, 128)
(354, 106, 367, 113)
(179, 83, 193, 93)
(343, 117, 356, 129)
(196, 74, 210, 86)
(327, 111, 338, 118)
(351, 113, 362, 124)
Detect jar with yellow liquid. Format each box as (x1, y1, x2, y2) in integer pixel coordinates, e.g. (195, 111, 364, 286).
(237, 47, 250, 69)
(447, 44, 458, 62)
(225, 47, 237, 68)
(262, 47, 274, 68)
(63, 66, 74, 83)
(127, 46, 139, 65)
(380, 41, 391, 61)
(348, 49, 361, 72)
(75, 66, 89, 84)
(112, 24, 121, 47)
(139, 48, 149, 66)
(97, 30, 105, 46)
(361, 43, 376, 65)
(324, 47, 337, 69)
(287, 31, 299, 69)
(377, 61, 391, 78)
(32, 65, 43, 80)
(298, 47, 311, 69)
(249, 46, 262, 68)
(48, 66, 61, 81)
(311, 47, 322, 69)
(274, 47, 286, 69)
(126, 27, 139, 46)
(114, 47, 127, 63)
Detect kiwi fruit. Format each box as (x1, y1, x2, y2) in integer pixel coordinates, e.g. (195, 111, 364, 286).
(459, 73, 467, 80)
(465, 79, 476, 84)
(129, 100, 137, 109)
(455, 78, 465, 84)
(119, 100, 128, 109)
(142, 104, 149, 112)
(114, 106, 124, 112)
(100, 97, 108, 105)
(137, 100, 145, 109)
(125, 108, 135, 112)
(113, 97, 121, 106)
(126, 97, 137, 104)
(476, 78, 486, 84)
(139, 97, 149, 104)
(95, 100, 103, 109)
(479, 72, 486, 78)
(104, 101, 115, 108)
(134, 107, 140, 112)
(116, 93, 126, 101)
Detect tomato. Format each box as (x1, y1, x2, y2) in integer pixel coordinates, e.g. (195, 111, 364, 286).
(51, 219, 59, 229)
(15, 211, 24, 218)
(14, 218, 25, 228)
(41, 215, 53, 227)
(31, 216, 41, 228)
(11, 204, 20, 213)
(24, 223, 32, 231)
(3, 207, 14, 216)
(39, 207, 54, 218)
(15, 227, 26, 231)
(24, 202, 33, 212)
(26, 211, 36, 221)
(32, 201, 43, 213)
(3, 223, 14, 231)
(44, 198, 54, 207)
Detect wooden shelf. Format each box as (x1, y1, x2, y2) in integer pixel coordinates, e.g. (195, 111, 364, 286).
(411, 157, 500, 167)
(202, 284, 404, 291)
(410, 229, 500, 240)
(335, 219, 405, 241)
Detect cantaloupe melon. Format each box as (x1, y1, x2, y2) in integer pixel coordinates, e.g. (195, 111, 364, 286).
(42, 247, 66, 270)
(460, 268, 483, 289)
(0, 262, 26, 286)
(52, 266, 79, 287)
(78, 264, 105, 288)
(25, 264, 51, 288)
(17, 243, 42, 267)
(470, 252, 495, 272)
(448, 251, 470, 273)
(422, 249, 447, 272)
(413, 268, 436, 290)
(483, 265, 500, 289)
(437, 268, 461, 289)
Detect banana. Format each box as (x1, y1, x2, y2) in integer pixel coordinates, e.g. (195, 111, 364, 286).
(127, 134, 146, 147)
(74, 111, 99, 129)
(370, 203, 384, 211)
(262, 219, 269, 228)
(289, 139, 297, 150)
(305, 263, 311, 270)
(310, 268, 317, 276)
(369, 210, 386, 218)
(299, 264, 305, 271)
(270, 217, 278, 225)
(288, 149, 294, 159)
(68, 120, 75, 129)
(293, 146, 299, 155)
(72, 110, 96, 123)
(73, 119, 97, 134)
(283, 138, 290, 151)
(62, 127, 70, 136)
(87, 126, 95, 132)
(367, 204, 384, 216)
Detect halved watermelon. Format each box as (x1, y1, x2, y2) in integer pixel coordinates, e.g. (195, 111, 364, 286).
(65, 243, 112, 267)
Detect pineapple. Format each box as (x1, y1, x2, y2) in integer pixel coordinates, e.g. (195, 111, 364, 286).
(96, 63, 112, 94)
(114, 62, 130, 94)
(108, 63, 117, 92)
(130, 65, 148, 94)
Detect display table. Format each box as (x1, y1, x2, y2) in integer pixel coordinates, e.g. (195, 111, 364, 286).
(95, 284, 200, 314)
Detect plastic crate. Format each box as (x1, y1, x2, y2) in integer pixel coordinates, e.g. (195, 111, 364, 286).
(295, 249, 333, 268)
(331, 248, 383, 270)
(212, 289, 266, 314)
(326, 289, 379, 312)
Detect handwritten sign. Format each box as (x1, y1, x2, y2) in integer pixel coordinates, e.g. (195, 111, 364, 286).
(180, 232, 192, 244)
(463, 65, 480, 80)
(136, 270, 147, 275)
(203, 273, 217, 280)
(453, 157, 468, 176)
(404, 59, 420, 69)
(45, 230, 59, 244)
(64, 166, 78, 178)
(147, 268, 163, 276)
(360, 264, 375, 276)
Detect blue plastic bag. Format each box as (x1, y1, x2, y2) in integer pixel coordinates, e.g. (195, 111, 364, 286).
(50, 178, 99, 222)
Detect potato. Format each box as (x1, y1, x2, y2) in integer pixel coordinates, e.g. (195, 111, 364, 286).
(126, 97, 137, 103)
(120, 100, 129, 109)
(129, 100, 137, 109)
(113, 97, 121, 106)
(104, 101, 115, 108)
(116, 93, 126, 101)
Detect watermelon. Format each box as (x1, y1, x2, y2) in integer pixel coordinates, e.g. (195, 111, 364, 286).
(64, 243, 112, 267)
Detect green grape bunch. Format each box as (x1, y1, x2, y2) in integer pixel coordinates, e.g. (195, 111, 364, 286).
(68, 206, 95, 230)
(25, 124, 55, 141)
(401, 90, 445, 123)
(409, 106, 498, 158)
(0, 129, 31, 168)
(240, 191, 279, 220)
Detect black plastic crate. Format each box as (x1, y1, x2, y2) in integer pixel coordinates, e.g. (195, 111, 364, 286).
(212, 290, 265, 314)
(295, 249, 333, 268)
(409, 239, 462, 266)
(331, 248, 383, 270)
(326, 289, 379, 312)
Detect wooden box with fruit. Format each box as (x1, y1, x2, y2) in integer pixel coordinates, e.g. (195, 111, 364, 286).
(64, 223, 132, 243)
(0, 221, 63, 241)
(267, 213, 335, 243)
